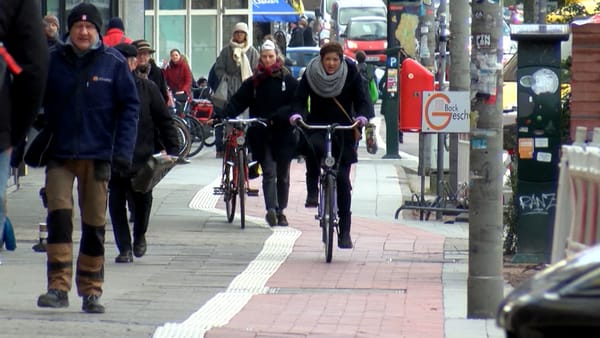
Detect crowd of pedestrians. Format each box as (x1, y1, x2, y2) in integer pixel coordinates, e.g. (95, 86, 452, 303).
(1, 2, 372, 314)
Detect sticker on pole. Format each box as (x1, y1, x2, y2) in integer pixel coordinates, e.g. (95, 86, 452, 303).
(421, 91, 470, 133)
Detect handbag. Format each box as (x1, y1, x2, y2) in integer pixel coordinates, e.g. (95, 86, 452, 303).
(211, 75, 228, 109)
(368, 78, 379, 104)
(24, 127, 53, 168)
(130, 153, 178, 193)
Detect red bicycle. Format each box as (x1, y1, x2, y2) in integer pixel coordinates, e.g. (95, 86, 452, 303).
(213, 118, 266, 229)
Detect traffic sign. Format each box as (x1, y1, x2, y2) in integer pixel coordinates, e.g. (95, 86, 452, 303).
(387, 56, 398, 68)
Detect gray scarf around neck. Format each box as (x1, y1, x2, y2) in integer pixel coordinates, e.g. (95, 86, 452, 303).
(305, 57, 347, 98)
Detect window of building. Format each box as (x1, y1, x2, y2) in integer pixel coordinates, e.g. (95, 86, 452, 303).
(223, 0, 248, 9)
(159, 0, 185, 10)
(191, 0, 217, 9)
(158, 15, 185, 65)
(191, 15, 217, 79)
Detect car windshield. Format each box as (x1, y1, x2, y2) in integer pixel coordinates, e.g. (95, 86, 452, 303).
(559, 267, 600, 297)
(286, 50, 320, 67)
(339, 7, 386, 25)
(347, 20, 386, 40)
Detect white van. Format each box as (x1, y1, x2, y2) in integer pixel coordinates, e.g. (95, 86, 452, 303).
(329, 0, 386, 42)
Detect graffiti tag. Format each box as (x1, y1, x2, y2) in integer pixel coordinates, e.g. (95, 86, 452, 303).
(519, 193, 556, 215)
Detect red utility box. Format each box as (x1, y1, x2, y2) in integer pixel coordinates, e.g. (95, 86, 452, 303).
(399, 58, 434, 132)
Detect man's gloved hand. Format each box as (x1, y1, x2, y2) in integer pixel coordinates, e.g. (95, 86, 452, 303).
(289, 113, 302, 126)
(112, 157, 132, 174)
(355, 116, 368, 127)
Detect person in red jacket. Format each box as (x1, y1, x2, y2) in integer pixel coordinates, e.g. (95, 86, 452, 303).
(163, 48, 192, 98)
(102, 17, 131, 47)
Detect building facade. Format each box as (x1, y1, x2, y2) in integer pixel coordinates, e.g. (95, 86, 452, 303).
(39, 0, 254, 79)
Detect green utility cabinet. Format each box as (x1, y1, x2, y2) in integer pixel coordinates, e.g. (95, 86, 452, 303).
(511, 24, 569, 263)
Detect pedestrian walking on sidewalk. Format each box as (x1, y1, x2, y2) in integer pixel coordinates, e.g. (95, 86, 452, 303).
(109, 43, 179, 263)
(213, 22, 260, 158)
(36, 3, 139, 314)
(290, 42, 373, 248)
(217, 40, 298, 227)
(0, 0, 48, 255)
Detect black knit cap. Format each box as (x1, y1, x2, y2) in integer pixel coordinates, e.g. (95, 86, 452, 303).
(67, 3, 102, 32)
(114, 43, 138, 58)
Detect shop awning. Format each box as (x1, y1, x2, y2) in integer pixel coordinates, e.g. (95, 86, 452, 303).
(253, 0, 299, 23)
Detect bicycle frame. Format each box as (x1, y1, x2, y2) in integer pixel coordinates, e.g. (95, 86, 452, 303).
(295, 119, 359, 262)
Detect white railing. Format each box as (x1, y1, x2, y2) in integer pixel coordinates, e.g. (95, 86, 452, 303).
(551, 126, 600, 263)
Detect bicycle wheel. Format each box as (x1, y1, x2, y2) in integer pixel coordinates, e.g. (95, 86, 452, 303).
(237, 149, 247, 229)
(323, 174, 335, 263)
(224, 162, 236, 223)
(186, 116, 205, 157)
(172, 117, 192, 159)
(202, 124, 216, 147)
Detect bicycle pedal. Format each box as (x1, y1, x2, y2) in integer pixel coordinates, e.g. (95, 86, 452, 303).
(247, 188, 259, 196)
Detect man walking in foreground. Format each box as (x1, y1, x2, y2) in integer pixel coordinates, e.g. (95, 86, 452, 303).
(36, 3, 139, 313)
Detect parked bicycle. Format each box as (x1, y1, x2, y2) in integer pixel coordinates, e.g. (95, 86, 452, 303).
(294, 118, 359, 263)
(213, 118, 266, 229)
(172, 91, 205, 157)
(189, 97, 216, 147)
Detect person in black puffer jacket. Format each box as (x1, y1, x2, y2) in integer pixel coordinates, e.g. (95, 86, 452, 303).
(218, 39, 299, 227)
(109, 43, 180, 264)
(290, 42, 373, 249)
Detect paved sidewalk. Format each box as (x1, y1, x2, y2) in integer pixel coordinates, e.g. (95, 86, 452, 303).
(0, 117, 507, 337)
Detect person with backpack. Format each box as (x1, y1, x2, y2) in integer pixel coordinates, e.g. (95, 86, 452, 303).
(0, 0, 48, 257)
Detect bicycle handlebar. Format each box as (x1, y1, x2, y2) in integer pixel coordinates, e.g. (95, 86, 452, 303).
(295, 119, 360, 131)
(215, 117, 268, 128)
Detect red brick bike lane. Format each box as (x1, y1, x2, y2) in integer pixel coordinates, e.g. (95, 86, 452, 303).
(206, 162, 445, 338)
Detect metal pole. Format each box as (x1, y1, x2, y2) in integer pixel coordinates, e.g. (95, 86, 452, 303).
(435, 4, 450, 221)
(449, 0, 470, 199)
(468, 0, 505, 318)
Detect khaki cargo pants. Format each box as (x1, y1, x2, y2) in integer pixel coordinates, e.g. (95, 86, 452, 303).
(44, 159, 109, 297)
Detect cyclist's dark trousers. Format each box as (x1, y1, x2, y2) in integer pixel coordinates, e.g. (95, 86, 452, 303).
(260, 145, 291, 213)
(336, 163, 352, 234)
(108, 175, 153, 253)
(305, 156, 352, 231)
(305, 154, 320, 199)
(45, 159, 108, 297)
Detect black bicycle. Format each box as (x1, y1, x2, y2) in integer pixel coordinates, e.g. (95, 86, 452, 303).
(295, 118, 359, 263)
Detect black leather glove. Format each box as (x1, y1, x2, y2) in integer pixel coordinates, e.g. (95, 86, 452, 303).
(111, 157, 132, 175)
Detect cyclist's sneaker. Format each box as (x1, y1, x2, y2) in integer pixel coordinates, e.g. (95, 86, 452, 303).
(37, 289, 69, 308)
(338, 233, 353, 249)
(265, 209, 277, 227)
(277, 213, 289, 226)
(82, 294, 105, 314)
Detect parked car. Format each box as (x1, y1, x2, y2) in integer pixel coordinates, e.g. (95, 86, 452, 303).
(341, 16, 387, 66)
(497, 244, 600, 338)
(285, 46, 321, 79)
